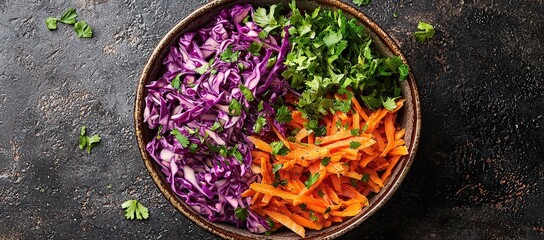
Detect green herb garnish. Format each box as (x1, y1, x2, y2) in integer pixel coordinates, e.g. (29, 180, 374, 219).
(414, 21, 435, 43)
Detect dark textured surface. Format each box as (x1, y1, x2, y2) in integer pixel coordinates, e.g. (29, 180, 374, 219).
(0, 0, 542, 239)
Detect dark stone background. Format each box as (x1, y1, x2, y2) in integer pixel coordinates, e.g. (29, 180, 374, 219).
(0, 0, 542, 239)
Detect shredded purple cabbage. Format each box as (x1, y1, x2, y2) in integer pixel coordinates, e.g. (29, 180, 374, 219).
(144, 4, 290, 232)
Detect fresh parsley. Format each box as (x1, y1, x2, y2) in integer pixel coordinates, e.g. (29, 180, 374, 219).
(239, 85, 254, 102)
(272, 164, 283, 174)
(46, 8, 92, 38)
(78, 126, 101, 154)
(299, 203, 307, 211)
(170, 128, 190, 148)
(220, 46, 240, 63)
(211, 121, 223, 132)
(228, 99, 243, 116)
(349, 141, 361, 149)
(304, 173, 320, 188)
(234, 207, 248, 221)
(171, 74, 181, 91)
(361, 173, 370, 182)
(275, 105, 292, 123)
(270, 141, 289, 156)
(248, 42, 264, 55)
(321, 157, 330, 166)
(350, 129, 360, 136)
(253, 114, 266, 133)
(45, 17, 58, 30)
(325, 207, 331, 214)
(59, 8, 78, 24)
(414, 21, 435, 43)
(353, 0, 372, 7)
(383, 97, 398, 111)
(74, 20, 93, 38)
(122, 199, 149, 220)
(253, 2, 407, 117)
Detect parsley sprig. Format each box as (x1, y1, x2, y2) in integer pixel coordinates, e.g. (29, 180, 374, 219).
(46, 8, 93, 38)
(122, 199, 149, 220)
(78, 126, 101, 154)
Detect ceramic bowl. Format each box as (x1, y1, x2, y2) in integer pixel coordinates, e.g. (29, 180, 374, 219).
(134, 0, 421, 239)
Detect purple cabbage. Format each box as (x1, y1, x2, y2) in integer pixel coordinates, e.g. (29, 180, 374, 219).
(143, 4, 290, 233)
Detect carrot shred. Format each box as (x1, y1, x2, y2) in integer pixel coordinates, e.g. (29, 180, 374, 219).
(263, 210, 306, 238)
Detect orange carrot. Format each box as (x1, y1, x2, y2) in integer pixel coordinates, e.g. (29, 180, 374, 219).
(247, 136, 272, 153)
(263, 210, 306, 238)
(245, 99, 408, 237)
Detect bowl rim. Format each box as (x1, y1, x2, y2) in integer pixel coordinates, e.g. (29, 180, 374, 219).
(134, 0, 421, 239)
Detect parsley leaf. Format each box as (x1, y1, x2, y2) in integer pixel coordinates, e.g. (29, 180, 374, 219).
(220, 46, 240, 63)
(270, 141, 289, 156)
(350, 179, 359, 187)
(59, 8, 77, 25)
(383, 97, 398, 111)
(253, 114, 266, 134)
(350, 129, 360, 136)
(325, 207, 331, 214)
(188, 143, 199, 154)
(234, 207, 248, 221)
(171, 74, 181, 91)
(361, 124, 368, 132)
(361, 173, 370, 182)
(304, 173, 320, 188)
(170, 128, 190, 148)
(275, 106, 292, 123)
(73, 20, 93, 38)
(414, 21, 435, 43)
(45, 17, 58, 30)
(78, 126, 101, 154)
(318, 190, 324, 198)
(349, 141, 361, 149)
(239, 85, 254, 102)
(321, 157, 330, 166)
(353, 0, 372, 6)
(122, 199, 149, 220)
(272, 164, 283, 174)
(248, 42, 264, 55)
(257, 101, 264, 112)
(211, 121, 223, 132)
(228, 99, 243, 116)
(309, 212, 318, 222)
(299, 203, 307, 211)
(272, 179, 288, 187)
(253, 4, 286, 38)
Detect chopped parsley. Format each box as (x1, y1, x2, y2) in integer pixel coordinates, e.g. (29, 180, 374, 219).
(171, 74, 181, 91)
(253, 114, 266, 133)
(220, 46, 240, 62)
(414, 21, 435, 43)
(228, 99, 243, 116)
(252, 2, 408, 118)
(122, 199, 149, 220)
(239, 85, 254, 102)
(170, 128, 190, 148)
(270, 141, 289, 156)
(299, 203, 307, 211)
(353, 0, 372, 6)
(349, 141, 361, 149)
(321, 157, 331, 166)
(78, 126, 101, 154)
(275, 105, 293, 123)
(234, 207, 248, 221)
(361, 173, 370, 182)
(46, 8, 92, 38)
(272, 164, 283, 174)
(211, 121, 223, 132)
(350, 129, 360, 136)
(248, 42, 264, 55)
(304, 173, 320, 188)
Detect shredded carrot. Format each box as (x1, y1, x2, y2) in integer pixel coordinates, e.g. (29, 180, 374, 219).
(245, 98, 407, 237)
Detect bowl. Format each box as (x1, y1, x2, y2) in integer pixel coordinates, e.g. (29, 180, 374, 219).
(134, 0, 421, 239)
